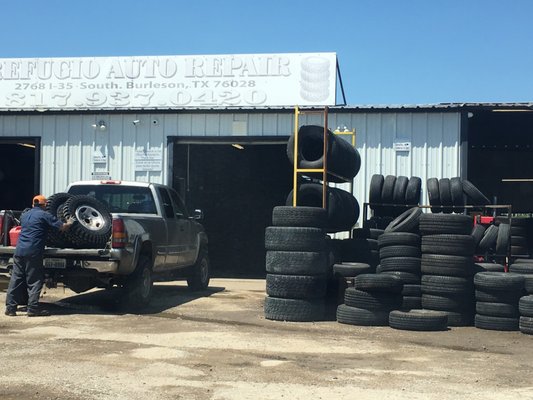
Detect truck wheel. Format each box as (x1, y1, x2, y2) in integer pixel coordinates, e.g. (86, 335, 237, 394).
(187, 247, 210, 291)
(126, 256, 153, 306)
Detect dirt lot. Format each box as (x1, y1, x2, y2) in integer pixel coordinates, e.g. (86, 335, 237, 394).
(1, 278, 533, 400)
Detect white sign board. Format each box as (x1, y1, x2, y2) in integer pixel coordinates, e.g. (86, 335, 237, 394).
(393, 140, 411, 152)
(135, 149, 162, 171)
(0, 53, 337, 110)
(91, 171, 111, 180)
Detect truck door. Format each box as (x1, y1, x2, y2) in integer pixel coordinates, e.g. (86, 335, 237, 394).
(168, 188, 195, 265)
(157, 187, 189, 267)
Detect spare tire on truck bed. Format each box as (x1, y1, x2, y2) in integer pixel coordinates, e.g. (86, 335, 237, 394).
(61, 195, 112, 248)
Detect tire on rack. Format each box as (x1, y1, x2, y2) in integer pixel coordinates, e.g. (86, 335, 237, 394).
(426, 178, 441, 213)
(478, 225, 499, 253)
(381, 175, 397, 216)
(438, 178, 453, 214)
(495, 223, 510, 255)
(450, 177, 465, 213)
(405, 177, 422, 206)
(61, 195, 112, 248)
(462, 179, 491, 206)
(187, 246, 210, 291)
(471, 224, 486, 249)
(45, 192, 74, 247)
(369, 174, 385, 215)
(392, 176, 409, 216)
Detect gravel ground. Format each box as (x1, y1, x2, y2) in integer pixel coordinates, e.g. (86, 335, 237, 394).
(1, 278, 533, 400)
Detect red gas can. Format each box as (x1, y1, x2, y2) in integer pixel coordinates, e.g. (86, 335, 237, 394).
(9, 226, 21, 246)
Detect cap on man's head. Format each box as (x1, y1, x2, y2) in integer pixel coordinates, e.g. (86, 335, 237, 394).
(32, 194, 47, 206)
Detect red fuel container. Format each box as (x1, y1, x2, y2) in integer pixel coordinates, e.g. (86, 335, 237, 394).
(9, 226, 21, 246)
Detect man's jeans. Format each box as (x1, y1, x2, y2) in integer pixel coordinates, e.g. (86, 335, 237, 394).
(5, 255, 44, 313)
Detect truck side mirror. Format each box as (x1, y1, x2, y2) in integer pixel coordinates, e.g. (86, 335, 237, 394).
(192, 209, 203, 220)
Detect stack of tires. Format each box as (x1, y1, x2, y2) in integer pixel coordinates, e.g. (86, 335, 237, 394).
(45, 193, 112, 249)
(377, 207, 423, 310)
(473, 272, 525, 331)
(337, 273, 402, 326)
(264, 206, 329, 322)
(509, 260, 533, 295)
(427, 177, 490, 213)
(419, 213, 476, 326)
(509, 218, 533, 258)
(519, 295, 533, 335)
(368, 174, 422, 225)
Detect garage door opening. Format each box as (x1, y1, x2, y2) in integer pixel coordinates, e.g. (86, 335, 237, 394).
(467, 111, 533, 213)
(0, 139, 39, 210)
(171, 139, 292, 278)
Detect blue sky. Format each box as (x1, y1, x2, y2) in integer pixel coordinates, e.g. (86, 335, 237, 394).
(2, 0, 532, 105)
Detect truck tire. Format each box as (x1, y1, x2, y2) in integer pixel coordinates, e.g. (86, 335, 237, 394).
(187, 246, 210, 291)
(62, 195, 112, 248)
(45, 192, 73, 247)
(126, 255, 153, 307)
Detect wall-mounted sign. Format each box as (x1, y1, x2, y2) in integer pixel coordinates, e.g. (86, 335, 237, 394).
(134, 148, 162, 171)
(91, 171, 111, 180)
(0, 53, 337, 110)
(92, 149, 107, 164)
(393, 140, 411, 152)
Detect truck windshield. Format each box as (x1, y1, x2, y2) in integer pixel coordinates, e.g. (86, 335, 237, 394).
(68, 185, 157, 214)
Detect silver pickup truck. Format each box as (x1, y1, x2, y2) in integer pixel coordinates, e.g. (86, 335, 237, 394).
(0, 180, 209, 307)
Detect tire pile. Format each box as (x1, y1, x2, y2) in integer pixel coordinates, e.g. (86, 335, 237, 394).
(509, 218, 533, 258)
(509, 259, 533, 334)
(265, 126, 362, 322)
(472, 222, 511, 257)
(368, 174, 421, 228)
(45, 192, 112, 249)
(419, 213, 476, 326)
(474, 272, 524, 331)
(377, 207, 423, 311)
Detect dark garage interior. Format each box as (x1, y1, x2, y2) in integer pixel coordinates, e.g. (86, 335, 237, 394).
(467, 110, 533, 214)
(0, 139, 38, 211)
(171, 139, 292, 277)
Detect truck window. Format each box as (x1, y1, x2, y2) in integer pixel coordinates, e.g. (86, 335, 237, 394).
(157, 188, 175, 219)
(169, 188, 188, 218)
(68, 185, 157, 214)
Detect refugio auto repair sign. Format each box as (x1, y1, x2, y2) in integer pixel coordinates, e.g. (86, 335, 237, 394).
(0, 53, 337, 110)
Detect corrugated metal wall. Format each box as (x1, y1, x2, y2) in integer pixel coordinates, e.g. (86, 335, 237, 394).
(0, 111, 461, 213)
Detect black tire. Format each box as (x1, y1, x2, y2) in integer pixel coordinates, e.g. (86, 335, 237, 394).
(187, 247, 210, 291)
(427, 178, 441, 213)
(474, 262, 505, 273)
(495, 223, 510, 255)
(511, 236, 528, 247)
(378, 232, 420, 248)
(344, 288, 402, 311)
(389, 309, 448, 331)
(474, 314, 519, 331)
(509, 263, 533, 275)
(478, 225, 499, 253)
(333, 262, 373, 277)
(264, 297, 325, 322)
(438, 178, 453, 213)
(476, 301, 519, 318)
(511, 226, 527, 236)
(286, 125, 360, 183)
(520, 316, 533, 334)
(266, 274, 327, 299)
(421, 293, 474, 311)
(473, 272, 525, 292)
(61, 195, 112, 248)
(419, 213, 473, 235)
(402, 284, 422, 296)
(381, 175, 396, 215)
(354, 273, 403, 293)
(125, 255, 153, 307)
(384, 207, 421, 233)
(421, 275, 473, 295)
(462, 179, 491, 206)
(45, 192, 74, 247)
(379, 257, 421, 274)
(444, 311, 475, 327)
(352, 227, 384, 240)
(421, 234, 474, 256)
(265, 227, 325, 252)
(450, 177, 465, 212)
(379, 245, 421, 259)
(401, 296, 422, 310)
(519, 295, 533, 317)
(266, 251, 328, 275)
(272, 206, 327, 228)
(421, 254, 474, 277)
(336, 304, 389, 326)
(405, 177, 422, 206)
(369, 174, 384, 212)
(392, 176, 409, 205)
(471, 224, 486, 248)
(379, 271, 421, 285)
(511, 246, 530, 256)
(475, 288, 521, 303)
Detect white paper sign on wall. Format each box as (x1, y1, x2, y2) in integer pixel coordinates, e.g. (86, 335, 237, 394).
(393, 140, 411, 152)
(135, 149, 162, 171)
